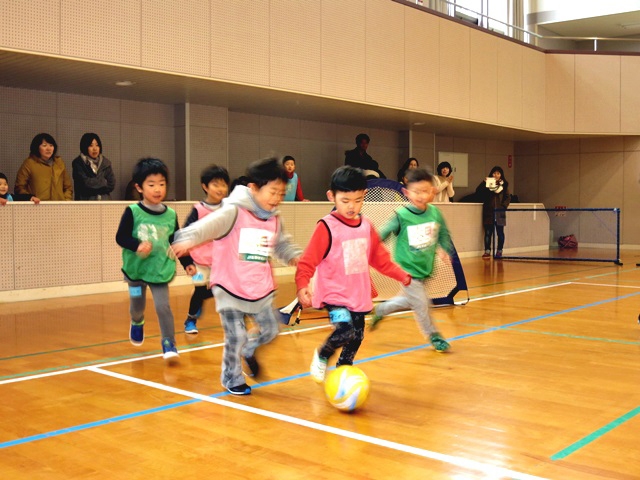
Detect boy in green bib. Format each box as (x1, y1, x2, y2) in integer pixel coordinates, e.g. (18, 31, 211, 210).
(116, 158, 185, 362)
(369, 168, 452, 352)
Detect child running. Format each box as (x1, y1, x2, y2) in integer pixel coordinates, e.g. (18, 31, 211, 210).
(181, 165, 230, 334)
(369, 168, 452, 352)
(115, 158, 184, 362)
(296, 166, 411, 383)
(171, 157, 301, 395)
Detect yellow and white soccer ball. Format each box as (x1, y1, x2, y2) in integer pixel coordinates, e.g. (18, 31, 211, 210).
(324, 365, 370, 412)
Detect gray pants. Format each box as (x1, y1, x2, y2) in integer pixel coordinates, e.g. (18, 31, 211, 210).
(126, 278, 175, 343)
(374, 278, 436, 336)
(219, 307, 279, 389)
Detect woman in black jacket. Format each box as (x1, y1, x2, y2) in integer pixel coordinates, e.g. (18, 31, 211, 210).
(72, 133, 116, 200)
(476, 166, 510, 259)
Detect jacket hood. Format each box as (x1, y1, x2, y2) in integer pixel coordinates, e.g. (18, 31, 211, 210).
(227, 185, 278, 219)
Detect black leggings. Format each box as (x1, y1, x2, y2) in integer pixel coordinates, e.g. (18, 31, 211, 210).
(188, 285, 214, 318)
(318, 308, 366, 367)
(484, 224, 505, 251)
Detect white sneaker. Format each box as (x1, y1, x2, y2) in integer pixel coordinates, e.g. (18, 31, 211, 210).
(310, 349, 328, 383)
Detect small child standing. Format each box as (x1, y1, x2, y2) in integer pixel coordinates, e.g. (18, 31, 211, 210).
(0, 172, 40, 205)
(115, 158, 183, 362)
(369, 168, 452, 352)
(296, 166, 411, 383)
(171, 157, 301, 395)
(0, 173, 13, 205)
(282, 155, 307, 201)
(181, 165, 230, 334)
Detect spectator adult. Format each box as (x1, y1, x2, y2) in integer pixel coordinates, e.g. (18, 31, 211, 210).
(72, 133, 116, 200)
(15, 133, 72, 201)
(396, 157, 419, 185)
(344, 133, 386, 179)
(476, 166, 510, 259)
(433, 161, 455, 202)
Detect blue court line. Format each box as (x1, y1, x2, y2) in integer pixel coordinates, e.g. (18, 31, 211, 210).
(551, 406, 640, 460)
(1, 289, 639, 452)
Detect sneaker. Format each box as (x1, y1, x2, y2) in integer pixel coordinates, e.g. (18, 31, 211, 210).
(243, 355, 260, 378)
(162, 338, 179, 361)
(429, 332, 450, 353)
(184, 318, 198, 334)
(129, 320, 144, 346)
(368, 313, 384, 331)
(227, 383, 252, 395)
(495, 250, 503, 259)
(482, 252, 491, 260)
(310, 349, 328, 383)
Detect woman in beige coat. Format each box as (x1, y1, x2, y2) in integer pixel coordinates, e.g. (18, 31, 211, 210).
(15, 133, 73, 201)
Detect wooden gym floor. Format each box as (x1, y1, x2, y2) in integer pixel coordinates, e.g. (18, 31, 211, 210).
(1, 252, 640, 479)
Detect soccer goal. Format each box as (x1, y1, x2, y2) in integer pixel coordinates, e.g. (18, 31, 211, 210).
(497, 207, 622, 265)
(363, 179, 469, 305)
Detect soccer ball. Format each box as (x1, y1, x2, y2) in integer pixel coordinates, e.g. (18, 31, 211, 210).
(324, 365, 370, 412)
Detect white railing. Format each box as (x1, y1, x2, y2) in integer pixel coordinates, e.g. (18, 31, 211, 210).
(403, 0, 640, 52)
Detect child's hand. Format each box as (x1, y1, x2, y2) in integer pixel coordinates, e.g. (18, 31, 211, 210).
(297, 287, 313, 308)
(185, 264, 197, 276)
(0, 198, 6, 206)
(31, 196, 40, 204)
(438, 250, 451, 264)
(137, 241, 152, 257)
(170, 243, 190, 258)
(288, 256, 300, 267)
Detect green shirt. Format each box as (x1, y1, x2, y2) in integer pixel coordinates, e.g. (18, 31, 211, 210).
(122, 203, 177, 284)
(379, 204, 452, 279)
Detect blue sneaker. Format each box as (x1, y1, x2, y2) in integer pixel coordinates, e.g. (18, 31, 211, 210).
(184, 318, 198, 334)
(162, 338, 179, 362)
(129, 320, 144, 346)
(227, 383, 251, 395)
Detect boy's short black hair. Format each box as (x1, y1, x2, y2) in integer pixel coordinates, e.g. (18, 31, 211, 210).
(200, 165, 230, 187)
(30, 133, 58, 158)
(0, 172, 7, 182)
(246, 157, 288, 188)
(282, 155, 295, 164)
(80, 133, 102, 156)
(132, 157, 169, 186)
(230, 175, 250, 192)
(330, 166, 368, 193)
(404, 168, 433, 186)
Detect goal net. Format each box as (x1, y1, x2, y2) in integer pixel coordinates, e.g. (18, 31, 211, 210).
(498, 207, 621, 265)
(363, 179, 469, 305)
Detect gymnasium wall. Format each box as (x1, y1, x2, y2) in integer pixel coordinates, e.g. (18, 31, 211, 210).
(1, 0, 639, 137)
(514, 136, 640, 247)
(0, 201, 546, 299)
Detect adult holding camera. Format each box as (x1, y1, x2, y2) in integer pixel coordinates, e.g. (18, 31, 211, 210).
(475, 166, 510, 259)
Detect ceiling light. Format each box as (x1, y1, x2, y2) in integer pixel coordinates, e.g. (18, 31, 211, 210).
(412, 122, 425, 126)
(115, 80, 135, 87)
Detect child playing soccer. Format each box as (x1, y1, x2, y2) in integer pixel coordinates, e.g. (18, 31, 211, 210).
(369, 168, 452, 352)
(171, 157, 301, 395)
(115, 158, 183, 362)
(295, 166, 411, 383)
(181, 165, 230, 334)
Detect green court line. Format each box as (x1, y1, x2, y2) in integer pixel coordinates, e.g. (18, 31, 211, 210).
(551, 406, 640, 460)
(461, 325, 640, 346)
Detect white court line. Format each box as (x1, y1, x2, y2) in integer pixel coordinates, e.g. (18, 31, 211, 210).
(0, 324, 331, 386)
(469, 282, 572, 302)
(89, 366, 550, 480)
(570, 282, 640, 289)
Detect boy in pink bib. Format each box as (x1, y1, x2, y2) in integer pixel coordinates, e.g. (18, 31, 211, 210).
(296, 166, 410, 383)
